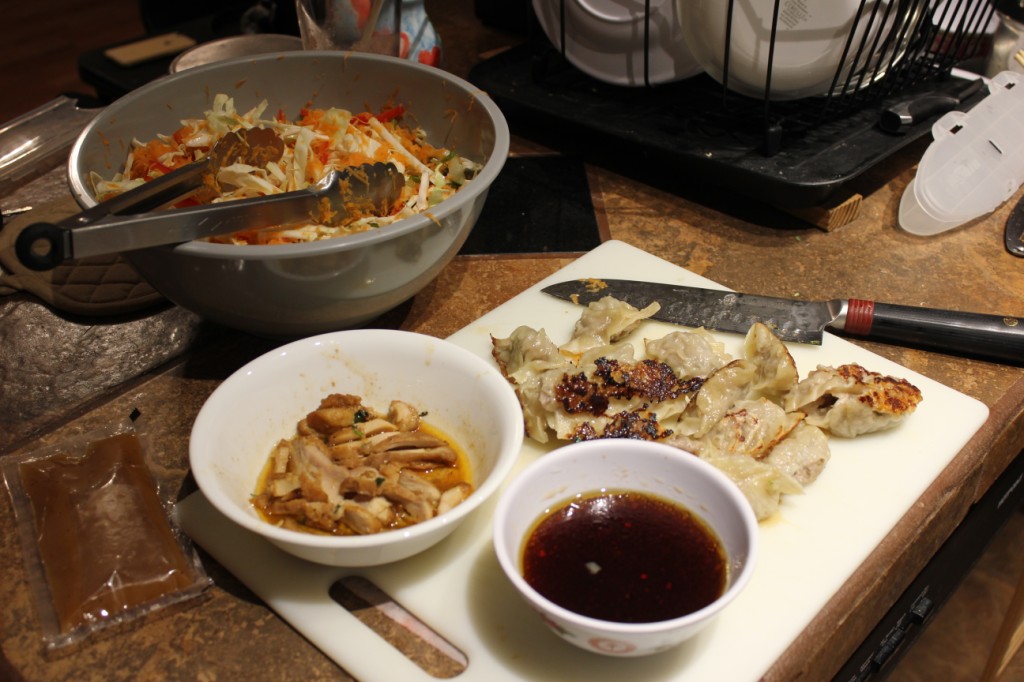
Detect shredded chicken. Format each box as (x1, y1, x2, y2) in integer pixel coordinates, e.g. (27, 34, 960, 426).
(252, 393, 472, 536)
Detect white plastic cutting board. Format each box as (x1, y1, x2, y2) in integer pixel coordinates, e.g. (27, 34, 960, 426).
(176, 240, 990, 681)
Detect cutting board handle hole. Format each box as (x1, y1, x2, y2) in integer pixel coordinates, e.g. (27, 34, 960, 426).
(329, 575, 469, 678)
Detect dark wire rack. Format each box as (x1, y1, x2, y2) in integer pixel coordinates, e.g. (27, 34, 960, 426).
(469, 0, 995, 207)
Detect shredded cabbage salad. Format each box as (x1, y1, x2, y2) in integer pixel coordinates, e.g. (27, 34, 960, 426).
(91, 94, 482, 245)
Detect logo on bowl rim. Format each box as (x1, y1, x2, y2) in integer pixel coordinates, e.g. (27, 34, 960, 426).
(588, 637, 637, 655)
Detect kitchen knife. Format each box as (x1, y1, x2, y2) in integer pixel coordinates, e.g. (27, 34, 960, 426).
(542, 279, 1024, 364)
(1005, 192, 1024, 258)
(878, 76, 984, 134)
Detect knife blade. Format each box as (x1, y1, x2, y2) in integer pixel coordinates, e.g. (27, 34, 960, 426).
(542, 279, 1024, 364)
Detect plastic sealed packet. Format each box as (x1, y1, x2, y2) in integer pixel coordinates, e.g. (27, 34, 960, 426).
(1, 415, 212, 650)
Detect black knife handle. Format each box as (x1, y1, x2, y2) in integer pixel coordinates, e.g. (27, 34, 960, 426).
(15, 222, 73, 271)
(878, 94, 959, 133)
(878, 77, 983, 134)
(845, 299, 1024, 364)
(1006, 194, 1024, 257)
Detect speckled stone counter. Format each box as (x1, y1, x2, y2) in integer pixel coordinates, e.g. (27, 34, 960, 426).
(3, 3, 1024, 681)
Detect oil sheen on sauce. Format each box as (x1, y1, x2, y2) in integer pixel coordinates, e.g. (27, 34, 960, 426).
(522, 490, 726, 623)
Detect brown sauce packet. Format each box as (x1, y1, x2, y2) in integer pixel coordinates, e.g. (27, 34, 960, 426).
(2, 420, 211, 649)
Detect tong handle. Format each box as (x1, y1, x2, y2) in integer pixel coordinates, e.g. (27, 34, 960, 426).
(66, 160, 210, 228)
(14, 159, 212, 271)
(14, 162, 404, 271)
(15, 222, 70, 270)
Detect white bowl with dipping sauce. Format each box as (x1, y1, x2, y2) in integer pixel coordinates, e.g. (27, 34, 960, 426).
(493, 438, 759, 657)
(190, 328, 524, 567)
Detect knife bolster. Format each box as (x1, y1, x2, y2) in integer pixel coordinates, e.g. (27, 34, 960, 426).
(846, 299, 875, 335)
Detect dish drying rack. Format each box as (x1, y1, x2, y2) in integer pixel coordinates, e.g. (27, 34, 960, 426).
(469, 0, 995, 207)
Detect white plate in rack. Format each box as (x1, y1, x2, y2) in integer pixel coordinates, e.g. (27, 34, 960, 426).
(531, 0, 703, 86)
(177, 240, 989, 681)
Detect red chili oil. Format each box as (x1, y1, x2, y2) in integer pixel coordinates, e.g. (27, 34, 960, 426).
(521, 490, 726, 623)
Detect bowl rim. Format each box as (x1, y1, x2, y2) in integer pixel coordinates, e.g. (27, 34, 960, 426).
(189, 328, 525, 550)
(68, 50, 511, 262)
(169, 34, 305, 73)
(492, 438, 760, 635)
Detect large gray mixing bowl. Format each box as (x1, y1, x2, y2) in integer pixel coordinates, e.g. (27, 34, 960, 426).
(68, 51, 509, 337)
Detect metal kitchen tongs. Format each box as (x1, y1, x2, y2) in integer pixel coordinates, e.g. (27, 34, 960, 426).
(14, 127, 404, 270)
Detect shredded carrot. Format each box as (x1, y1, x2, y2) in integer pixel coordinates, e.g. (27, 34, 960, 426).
(353, 104, 404, 125)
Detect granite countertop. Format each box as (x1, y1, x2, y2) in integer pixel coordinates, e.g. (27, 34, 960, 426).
(3, 2, 1024, 681)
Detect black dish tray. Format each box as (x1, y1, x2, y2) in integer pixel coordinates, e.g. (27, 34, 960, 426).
(469, 41, 985, 208)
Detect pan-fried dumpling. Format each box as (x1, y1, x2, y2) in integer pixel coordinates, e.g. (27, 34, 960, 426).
(559, 296, 660, 358)
(492, 326, 576, 443)
(510, 363, 634, 444)
(573, 348, 699, 427)
(577, 341, 637, 372)
(644, 329, 733, 380)
(491, 326, 571, 385)
(761, 422, 831, 485)
(491, 295, 922, 523)
(784, 364, 923, 438)
(509, 366, 568, 443)
(568, 407, 674, 442)
(743, 322, 799, 401)
(702, 453, 803, 521)
(682, 398, 804, 459)
(674, 359, 756, 437)
(547, 392, 614, 441)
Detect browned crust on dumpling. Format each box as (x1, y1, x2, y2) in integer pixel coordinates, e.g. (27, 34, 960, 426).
(836, 364, 923, 416)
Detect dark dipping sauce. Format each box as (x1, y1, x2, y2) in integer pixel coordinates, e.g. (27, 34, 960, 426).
(522, 490, 726, 623)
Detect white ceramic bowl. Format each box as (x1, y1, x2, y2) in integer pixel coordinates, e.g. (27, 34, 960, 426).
(532, 0, 702, 86)
(68, 51, 509, 337)
(190, 329, 524, 567)
(679, 0, 912, 100)
(493, 439, 758, 657)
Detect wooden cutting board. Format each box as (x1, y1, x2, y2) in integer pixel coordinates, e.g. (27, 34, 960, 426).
(0, 196, 163, 316)
(176, 240, 990, 681)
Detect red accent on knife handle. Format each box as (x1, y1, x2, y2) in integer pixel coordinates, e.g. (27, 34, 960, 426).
(846, 299, 875, 335)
